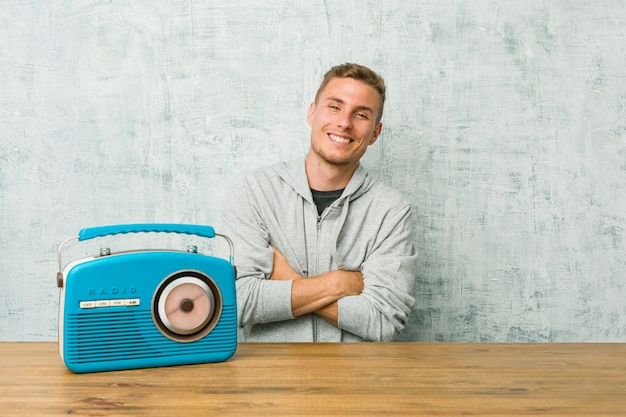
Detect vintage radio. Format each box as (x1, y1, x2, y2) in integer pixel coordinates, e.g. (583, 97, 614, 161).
(56, 224, 237, 373)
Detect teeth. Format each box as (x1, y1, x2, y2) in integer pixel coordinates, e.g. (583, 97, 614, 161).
(329, 134, 351, 143)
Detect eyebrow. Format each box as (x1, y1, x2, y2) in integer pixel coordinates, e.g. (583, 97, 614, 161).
(325, 97, 375, 114)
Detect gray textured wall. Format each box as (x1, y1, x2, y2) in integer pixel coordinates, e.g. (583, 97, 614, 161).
(1, 1, 625, 342)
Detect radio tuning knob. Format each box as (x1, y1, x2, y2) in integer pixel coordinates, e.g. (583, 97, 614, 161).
(100, 247, 111, 256)
(187, 245, 198, 253)
(180, 298, 194, 312)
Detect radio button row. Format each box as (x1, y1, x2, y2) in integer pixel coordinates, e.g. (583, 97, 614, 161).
(80, 299, 140, 309)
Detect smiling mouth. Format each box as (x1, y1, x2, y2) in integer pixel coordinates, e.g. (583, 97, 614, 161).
(328, 133, 352, 144)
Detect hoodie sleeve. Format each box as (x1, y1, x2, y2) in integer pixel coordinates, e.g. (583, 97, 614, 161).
(336, 203, 417, 341)
(221, 173, 295, 328)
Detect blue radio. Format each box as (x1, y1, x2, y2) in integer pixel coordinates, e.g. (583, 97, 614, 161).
(56, 224, 237, 373)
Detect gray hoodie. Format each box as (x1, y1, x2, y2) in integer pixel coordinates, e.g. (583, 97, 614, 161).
(222, 157, 417, 342)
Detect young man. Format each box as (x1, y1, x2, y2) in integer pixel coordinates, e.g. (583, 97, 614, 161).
(222, 63, 417, 342)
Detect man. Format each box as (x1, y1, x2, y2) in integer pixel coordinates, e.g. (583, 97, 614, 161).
(222, 63, 417, 342)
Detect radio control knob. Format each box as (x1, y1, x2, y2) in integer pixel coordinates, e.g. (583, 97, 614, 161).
(180, 298, 194, 312)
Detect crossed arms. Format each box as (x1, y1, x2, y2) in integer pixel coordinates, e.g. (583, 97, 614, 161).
(269, 247, 363, 326)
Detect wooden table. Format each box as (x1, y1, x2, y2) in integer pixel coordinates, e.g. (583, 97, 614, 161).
(0, 342, 625, 416)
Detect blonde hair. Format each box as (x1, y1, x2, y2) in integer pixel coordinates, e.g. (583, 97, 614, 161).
(314, 63, 386, 123)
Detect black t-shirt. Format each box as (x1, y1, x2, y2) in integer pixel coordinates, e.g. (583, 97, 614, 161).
(310, 188, 344, 216)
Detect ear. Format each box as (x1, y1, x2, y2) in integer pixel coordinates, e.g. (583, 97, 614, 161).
(369, 122, 382, 145)
(307, 102, 316, 127)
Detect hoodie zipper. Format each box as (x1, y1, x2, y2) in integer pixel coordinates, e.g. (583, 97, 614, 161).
(312, 215, 322, 342)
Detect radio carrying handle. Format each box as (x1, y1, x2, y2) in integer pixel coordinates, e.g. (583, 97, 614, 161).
(57, 223, 235, 275)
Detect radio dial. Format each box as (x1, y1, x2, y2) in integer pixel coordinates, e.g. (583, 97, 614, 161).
(152, 271, 223, 342)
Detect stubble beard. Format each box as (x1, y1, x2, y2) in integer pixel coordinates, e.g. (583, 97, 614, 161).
(310, 141, 356, 168)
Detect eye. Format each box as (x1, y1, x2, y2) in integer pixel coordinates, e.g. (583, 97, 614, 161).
(355, 112, 369, 120)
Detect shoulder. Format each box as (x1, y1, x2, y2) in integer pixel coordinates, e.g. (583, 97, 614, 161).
(370, 180, 410, 206)
(356, 172, 412, 213)
(234, 161, 286, 188)
(228, 159, 305, 203)
(239, 158, 302, 182)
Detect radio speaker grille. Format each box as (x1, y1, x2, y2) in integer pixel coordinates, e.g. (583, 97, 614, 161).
(64, 305, 237, 364)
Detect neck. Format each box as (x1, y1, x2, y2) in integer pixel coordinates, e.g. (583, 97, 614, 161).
(305, 150, 358, 191)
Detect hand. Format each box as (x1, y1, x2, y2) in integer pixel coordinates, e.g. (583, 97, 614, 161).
(324, 269, 364, 298)
(290, 266, 364, 319)
(269, 246, 302, 281)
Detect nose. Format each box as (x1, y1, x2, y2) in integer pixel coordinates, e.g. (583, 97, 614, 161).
(337, 113, 352, 130)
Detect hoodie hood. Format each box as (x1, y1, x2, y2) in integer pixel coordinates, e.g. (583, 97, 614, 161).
(272, 157, 376, 205)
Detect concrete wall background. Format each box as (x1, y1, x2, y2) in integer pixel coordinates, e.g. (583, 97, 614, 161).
(1, 1, 625, 342)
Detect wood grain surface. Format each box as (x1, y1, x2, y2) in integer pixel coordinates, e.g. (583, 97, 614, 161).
(1, 342, 625, 416)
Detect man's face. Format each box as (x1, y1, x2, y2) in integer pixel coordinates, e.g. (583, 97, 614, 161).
(307, 77, 382, 169)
